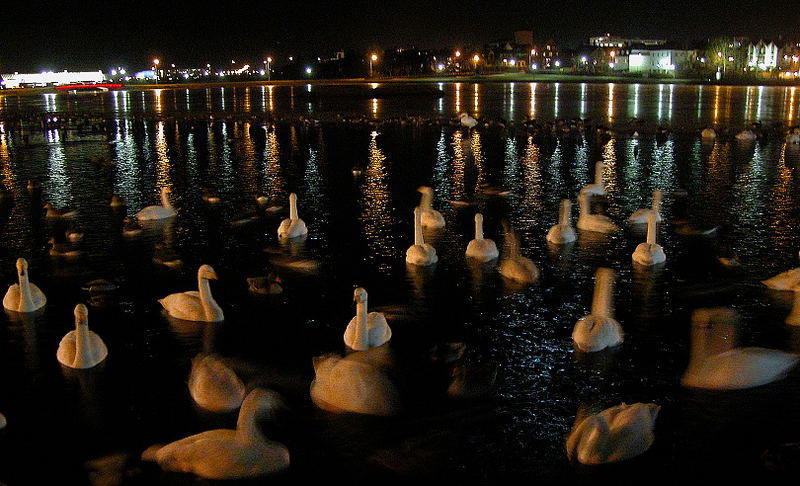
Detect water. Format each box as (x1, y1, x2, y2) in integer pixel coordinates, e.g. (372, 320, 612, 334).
(0, 82, 799, 484)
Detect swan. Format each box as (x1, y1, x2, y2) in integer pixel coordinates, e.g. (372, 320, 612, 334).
(785, 290, 800, 326)
(632, 211, 666, 266)
(700, 127, 716, 140)
(159, 265, 224, 322)
(110, 195, 125, 208)
(763, 267, 800, 291)
(0, 412, 5, 430)
(135, 187, 177, 221)
(246, 272, 282, 295)
(546, 199, 577, 245)
(576, 192, 618, 234)
(735, 129, 757, 142)
(344, 287, 392, 351)
(566, 402, 660, 465)
(460, 113, 478, 129)
(44, 203, 78, 220)
(579, 161, 607, 197)
(629, 189, 663, 224)
(310, 352, 401, 416)
(786, 128, 800, 145)
(406, 207, 438, 266)
(466, 213, 499, 262)
(681, 308, 799, 390)
(188, 354, 246, 413)
(3, 258, 46, 313)
(56, 304, 108, 369)
(142, 388, 290, 479)
(277, 193, 307, 239)
(498, 227, 539, 284)
(417, 186, 445, 229)
(572, 268, 623, 352)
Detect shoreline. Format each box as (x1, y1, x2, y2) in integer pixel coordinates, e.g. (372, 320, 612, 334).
(1, 72, 798, 96)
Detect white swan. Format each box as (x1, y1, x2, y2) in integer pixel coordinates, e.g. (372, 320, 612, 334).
(135, 187, 177, 221)
(460, 112, 478, 128)
(44, 203, 78, 220)
(159, 265, 224, 322)
(310, 352, 401, 416)
(277, 193, 307, 239)
(576, 192, 618, 234)
(629, 189, 663, 224)
(572, 268, 623, 352)
(406, 207, 438, 266)
(786, 128, 800, 145)
(735, 129, 757, 142)
(142, 388, 290, 479)
(56, 304, 108, 369)
(344, 287, 392, 351)
(579, 161, 607, 197)
(700, 127, 717, 140)
(546, 199, 577, 245)
(632, 211, 666, 266)
(499, 227, 539, 284)
(681, 308, 799, 390)
(763, 267, 800, 291)
(466, 213, 499, 262)
(566, 402, 660, 465)
(417, 186, 445, 229)
(3, 258, 46, 313)
(188, 354, 246, 413)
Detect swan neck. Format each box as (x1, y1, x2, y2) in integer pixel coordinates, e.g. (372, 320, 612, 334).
(475, 215, 484, 240)
(18, 271, 34, 312)
(160, 189, 172, 209)
(646, 211, 657, 245)
(353, 297, 369, 350)
(591, 269, 615, 318)
(421, 190, 432, 209)
(559, 200, 572, 226)
(594, 162, 604, 186)
(198, 276, 221, 321)
(289, 194, 299, 220)
(73, 318, 92, 368)
(651, 191, 662, 211)
(237, 399, 270, 444)
(414, 210, 424, 246)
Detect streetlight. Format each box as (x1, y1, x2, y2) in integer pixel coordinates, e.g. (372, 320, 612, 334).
(473, 54, 480, 73)
(369, 53, 378, 77)
(153, 58, 160, 84)
(264, 57, 272, 81)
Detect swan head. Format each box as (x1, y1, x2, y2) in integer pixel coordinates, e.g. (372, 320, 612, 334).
(74, 303, 89, 326)
(15, 258, 28, 276)
(417, 186, 433, 196)
(160, 186, 171, 194)
(474, 213, 484, 225)
(353, 287, 368, 304)
(198, 264, 218, 281)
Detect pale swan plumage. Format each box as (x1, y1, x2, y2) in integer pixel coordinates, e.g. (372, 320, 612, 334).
(572, 268, 623, 352)
(135, 187, 177, 221)
(566, 402, 660, 465)
(406, 207, 438, 266)
(56, 304, 108, 369)
(762, 267, 800, 291)
(343, 287, 392, 351)
(632, 211, 666, 266)
(629, 189, 663, 224)
(579, 161, 607, 197)
(576, 192, 618, 234)
(466, 213, 499, 262)
(142, 388, 290, 479)
(188, 354, 246, 413)
(277, 193, 307, 239)
(460, 112, 477, 128)
(417, 186, 445, 229)
(159, 265, 224, 322)
(3, 258, 46, 313)
(700, 127, 716, 140)
(681, 308, 799, 390)
(499, 227, 539, 284)
(735, 129, 757, 142)
(785, 291, 800, 326)
(546, 199, 577, 245)
(310, 352, 401, 416)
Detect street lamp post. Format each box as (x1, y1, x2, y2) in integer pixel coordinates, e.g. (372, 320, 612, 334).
(473, 54, 480, 73)
(369, 53, 377, 77)
(265, 57, 272, 81)
(153, 58, 160, 84)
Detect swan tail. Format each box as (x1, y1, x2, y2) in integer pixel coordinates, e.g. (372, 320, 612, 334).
(141, 444, 163, 462)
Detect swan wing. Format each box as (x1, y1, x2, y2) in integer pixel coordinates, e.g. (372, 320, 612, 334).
(762, 267, 800, 291)
(189, 356, 245, 412)
(136, 205, 176, 221)
(56, 331, 77, 367)
(683, 348, 798, 389)
(159, 292, 205, 321)
(311, 356, 400, 416)
(3, 285, 19, 311)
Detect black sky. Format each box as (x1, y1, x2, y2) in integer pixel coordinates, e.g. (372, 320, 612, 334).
(2, 0, 799, 72)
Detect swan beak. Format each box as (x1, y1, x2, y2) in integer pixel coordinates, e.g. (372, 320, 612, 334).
(207, 272, 218, 280)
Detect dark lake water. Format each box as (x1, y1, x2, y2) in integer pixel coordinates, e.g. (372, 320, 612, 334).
(1, 82, 800, 485)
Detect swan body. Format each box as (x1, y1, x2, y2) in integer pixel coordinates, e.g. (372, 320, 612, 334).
(579, 161, 607, 197)
(142, 389, 290, 479)
(247, 273, 282, 295)
(572, 268, 623, 352)
(546, 199, 577, 244)
(632, 211, 666, 266)
(786, 291, 800, 326)
(787, 129, 800, 145)
(460, 113, 478, 128)
(406, 207, 438, 266)
(135, 187, 177, 221)
(629, 190, 663, 224)
(159, 265, 224, 322)
(3, 258, 46, 313)
(499, 227, 539, 284)
(188, 354, 246, 413)
(735, 129, 757, 142)
(700, 128, 716, 140)
(344, 287, 392, 351)
(310, 353, 400, 416)
(56, 304, 108, 369)
(417, 186, 445, 229)
(762, 267, 800, 291)
(277, 193, 307, 239)
(566, 402, 660, 465)
(682, 308, 799, 390)
(44, 203, 78, 220)
(466, 213, 499, 261)
(577, 193, 618, 234)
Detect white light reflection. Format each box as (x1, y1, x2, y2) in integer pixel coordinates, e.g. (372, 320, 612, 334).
(580, 83, 587, 117)
(607, 83, 615, 121)
(696, 85, 703, 121)
(45, 129, 71, 208)
(668, 84, 674, 120)
(360, 130, 396, 273)
(508, 82, 515, 118)
(473, 83, 480, 114)
(455, 83, 462, 114)
(633, 84, 640, 118)
(554, 83, 560, 118)
(529, 82, 537, 118)
(262, 127, 285, 203)
(657, 84, 664, 120)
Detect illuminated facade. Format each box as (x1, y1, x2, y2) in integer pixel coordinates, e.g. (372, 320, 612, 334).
(747, 40, 779, 70)
(0, 71, 105, 89)
(589, 34, 666, 48)
(628, 49, 696, 74)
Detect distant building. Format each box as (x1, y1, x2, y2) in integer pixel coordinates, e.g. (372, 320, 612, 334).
(628, 48, 696, 74)
(589, 34, 666, 48)
(1, 70, 105, 89)
(747, 40, 779, 70)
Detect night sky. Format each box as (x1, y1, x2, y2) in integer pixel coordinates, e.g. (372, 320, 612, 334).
(3, 0, 799, 72)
